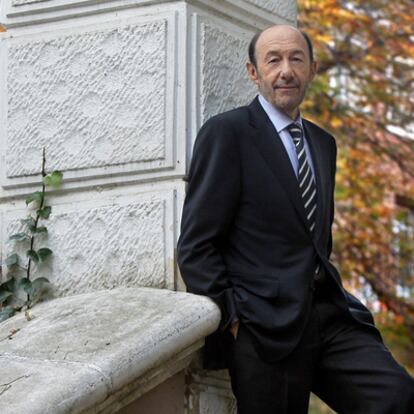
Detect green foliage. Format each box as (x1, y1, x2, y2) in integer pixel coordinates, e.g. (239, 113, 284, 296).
(18, 277, 31, 291)
(0, 149, 62, 322)
(0, 306, 15, 322)
(37, 206, 51, 219)
(1, 277, 16, 292)
(37, 248, 52, 262)
(25, 191, 43, 206)
(43, 171, 63, 188)
(21, 217, 36, 231)
(9, 233, 29, 242)
(23, 277, 50, 300)
(26, 250, 39, 263)
(33, 226, 48, 234)
(5, 254, 19, 267)
(0, 290, 13, 303)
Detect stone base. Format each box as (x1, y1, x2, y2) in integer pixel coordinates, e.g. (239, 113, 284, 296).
(118, 372, 184, 414)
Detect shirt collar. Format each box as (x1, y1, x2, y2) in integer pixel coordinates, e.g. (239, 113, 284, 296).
(258, 94, 303, 133)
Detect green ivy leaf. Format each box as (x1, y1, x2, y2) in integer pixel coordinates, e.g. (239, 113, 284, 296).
(33, 277, 49, 284)
(22, 280, 32, 295)
(27, 250, 39, 263)
(21, 217, 37, 233)
(1, 277, 16, 292)
(26, 192, 43, 206)
(0, 290, 13, 304)
(43, 171, 63, 188)
(21, 217, 36, 228)
(0, 306, 15, 322)
(34, 226, 48, 234)
(5, 254, 19, 267)
(18, 277, 30, 285)
(9, 232, 29, 242)
(37, 248, 52, 262)
(18, 277, 31, 291)
(37, 206, 51, 219)
(29, 277, 50, 297)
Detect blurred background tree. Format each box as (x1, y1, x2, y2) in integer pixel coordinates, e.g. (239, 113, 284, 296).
(298, 0, 414, 411)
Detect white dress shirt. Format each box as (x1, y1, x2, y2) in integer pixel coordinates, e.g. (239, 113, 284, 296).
(258, 94, 316, 180)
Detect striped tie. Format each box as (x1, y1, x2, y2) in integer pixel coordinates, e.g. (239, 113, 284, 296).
(287, 123, 317, 233)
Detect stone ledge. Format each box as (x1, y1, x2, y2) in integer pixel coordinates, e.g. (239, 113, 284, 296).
(0, 287, 221, 414)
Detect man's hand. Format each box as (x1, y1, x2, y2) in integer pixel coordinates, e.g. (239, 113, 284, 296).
(230, 320, 240, 339)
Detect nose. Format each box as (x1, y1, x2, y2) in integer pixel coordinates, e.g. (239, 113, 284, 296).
(280, 59, 293, 79)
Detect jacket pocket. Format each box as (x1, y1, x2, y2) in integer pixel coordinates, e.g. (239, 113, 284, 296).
(228, 271, 279, 298)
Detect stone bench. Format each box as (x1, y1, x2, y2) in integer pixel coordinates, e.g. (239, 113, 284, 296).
(0, 287, 220, 414)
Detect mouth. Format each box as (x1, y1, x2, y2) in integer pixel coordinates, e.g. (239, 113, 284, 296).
(275, 85, 298, 90)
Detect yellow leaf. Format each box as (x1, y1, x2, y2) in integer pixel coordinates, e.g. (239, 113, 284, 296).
(316, 34, 331, 43)
(331, 118, 343, 128)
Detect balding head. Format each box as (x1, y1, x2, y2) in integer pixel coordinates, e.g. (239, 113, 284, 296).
(249, 25, 314, 68)
(246, 25, 317, 118)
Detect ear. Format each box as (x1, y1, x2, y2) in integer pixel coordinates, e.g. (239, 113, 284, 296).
(309, 60, 318, 81)
(246, 61, 260, 86)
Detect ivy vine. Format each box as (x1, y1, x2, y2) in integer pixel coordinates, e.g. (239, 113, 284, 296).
(0, 149, 62, 322)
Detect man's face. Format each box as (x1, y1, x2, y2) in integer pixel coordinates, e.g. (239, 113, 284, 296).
(247, 26, 317, 119)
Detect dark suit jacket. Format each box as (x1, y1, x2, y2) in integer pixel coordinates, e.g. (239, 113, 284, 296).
(177, 97, 375, 369)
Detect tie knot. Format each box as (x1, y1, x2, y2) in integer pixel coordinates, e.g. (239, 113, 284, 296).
(287, 123, 303, 146)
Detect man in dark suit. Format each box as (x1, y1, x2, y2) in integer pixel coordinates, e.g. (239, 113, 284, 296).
(177, 25, 414, 413)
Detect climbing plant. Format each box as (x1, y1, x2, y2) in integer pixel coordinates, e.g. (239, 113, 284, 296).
(0, 149, 62, 322)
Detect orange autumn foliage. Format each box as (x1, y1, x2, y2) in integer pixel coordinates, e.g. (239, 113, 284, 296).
(299, 0, 414, 366)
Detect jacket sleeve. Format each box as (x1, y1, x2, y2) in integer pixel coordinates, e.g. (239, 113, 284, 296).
(177, 116, 241, 331)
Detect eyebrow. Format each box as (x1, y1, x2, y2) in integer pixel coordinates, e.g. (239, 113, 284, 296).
(264, 49, 306, 59)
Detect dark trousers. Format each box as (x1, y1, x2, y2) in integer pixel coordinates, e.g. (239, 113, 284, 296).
(228, 284, 414, 414)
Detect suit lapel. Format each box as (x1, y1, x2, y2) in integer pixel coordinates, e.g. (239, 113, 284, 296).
(248, 98, 311, 232)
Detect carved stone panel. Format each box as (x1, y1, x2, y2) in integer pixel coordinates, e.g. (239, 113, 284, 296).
(0, 11, 180, 196)
(245, 0, 297, 21)
(5, 19, 168, 179)
(199, 19, 256, 123)
(3, 188, 176, 296)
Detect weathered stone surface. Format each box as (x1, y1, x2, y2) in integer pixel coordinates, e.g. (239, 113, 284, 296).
(0, 287, 221, 414)
(187, 369, 236, 414)
(0, 357, 109, 414)
(12, 0, 50, 6)
(245, 0, 297, 21)
(4, 192, 173, 296)
(199, 392, 236, 414)
(200, 21, 256, 122)
(9, 1, 296, 21)
(6, 19, 167, 177)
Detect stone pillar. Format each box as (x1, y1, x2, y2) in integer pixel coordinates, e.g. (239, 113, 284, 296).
(0, 1, 297, 412)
